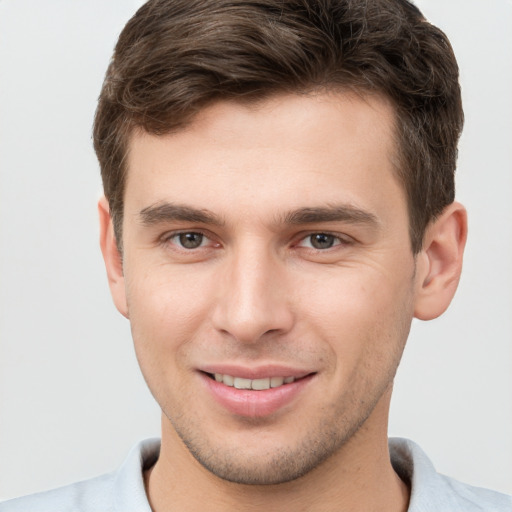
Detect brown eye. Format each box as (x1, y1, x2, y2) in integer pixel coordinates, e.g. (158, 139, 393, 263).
(178, 232, 204, 249)
(309, 233, 336, 249)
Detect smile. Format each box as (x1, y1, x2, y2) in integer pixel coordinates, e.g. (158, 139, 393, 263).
(213, 373, 296, 390)
(203, 371, 315, 417)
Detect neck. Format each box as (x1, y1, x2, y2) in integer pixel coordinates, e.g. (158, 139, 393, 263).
(145, 392, 409, 512)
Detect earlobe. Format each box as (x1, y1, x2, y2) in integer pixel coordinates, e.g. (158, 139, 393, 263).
(414, 202, 467, 321)
(98, 196, 129, 318)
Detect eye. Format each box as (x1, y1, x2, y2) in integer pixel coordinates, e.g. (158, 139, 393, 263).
(170, 232, 208, 249)
(298, 233, 343, 250)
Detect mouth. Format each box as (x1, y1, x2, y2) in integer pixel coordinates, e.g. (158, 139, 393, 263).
(206, 372, 301, 390)
(201, 370, 316, 418)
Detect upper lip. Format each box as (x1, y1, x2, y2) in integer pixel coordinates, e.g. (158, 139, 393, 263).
(199, 364, 314, 380)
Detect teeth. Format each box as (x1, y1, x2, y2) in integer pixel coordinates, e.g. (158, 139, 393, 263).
(252, 378, 270, 390)
(213, 373, 296, 390)
(270, 376, 284, 388)
(234, 377, 252, 390)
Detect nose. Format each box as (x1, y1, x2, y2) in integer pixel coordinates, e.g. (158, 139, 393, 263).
(211, 244, 294, 343)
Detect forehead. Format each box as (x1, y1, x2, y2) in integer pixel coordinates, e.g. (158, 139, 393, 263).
(124, 92, 404, 226)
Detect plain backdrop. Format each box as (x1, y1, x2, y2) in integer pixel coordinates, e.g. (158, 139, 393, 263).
(0, 0, 511, 500)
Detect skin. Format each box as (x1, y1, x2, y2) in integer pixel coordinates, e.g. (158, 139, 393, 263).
(99, 92, 467, 511)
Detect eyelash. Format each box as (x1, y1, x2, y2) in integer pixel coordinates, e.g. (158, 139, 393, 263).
(160, 230, 216, 250)
(296, 232, 352, 250)
(160, 230, 352, 252)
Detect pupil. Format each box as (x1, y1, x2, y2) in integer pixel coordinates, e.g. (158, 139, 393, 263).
(179, 233, 203, 249)
(311, 233, 334, 249)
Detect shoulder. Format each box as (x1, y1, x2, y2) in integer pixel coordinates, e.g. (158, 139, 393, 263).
(389, 437, 512, 512)
(0, 473, 115, 512)
(0, 438, 160, 512)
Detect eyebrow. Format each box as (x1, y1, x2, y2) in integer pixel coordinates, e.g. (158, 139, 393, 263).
(139, 202, 225, 226)
(280, 205, 379, 227)
(138, 202, 378, 228)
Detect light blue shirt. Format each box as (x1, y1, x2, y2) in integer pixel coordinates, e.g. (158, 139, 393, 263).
(1, 438, 510, 511)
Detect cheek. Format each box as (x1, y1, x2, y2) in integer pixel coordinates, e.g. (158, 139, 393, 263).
(124, 271, 213, 415)
(298, 269, 405, 323)
(127, 262, 212, 326)
(296, 264, 415, 365)
(124, 267, 214, 374)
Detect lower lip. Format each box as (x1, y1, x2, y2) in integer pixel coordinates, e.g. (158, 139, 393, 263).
(201, 373, 314, 418)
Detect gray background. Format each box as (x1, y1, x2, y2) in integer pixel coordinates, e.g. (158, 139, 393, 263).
(1, 0, 511, 500)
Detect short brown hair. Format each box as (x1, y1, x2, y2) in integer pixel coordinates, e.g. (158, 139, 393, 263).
(93, 0, 463, 253)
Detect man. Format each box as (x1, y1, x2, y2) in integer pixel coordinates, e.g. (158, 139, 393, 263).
(1, 0, 510, 510)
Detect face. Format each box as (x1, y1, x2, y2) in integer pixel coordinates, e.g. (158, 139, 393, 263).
(112, 92, 422, 484)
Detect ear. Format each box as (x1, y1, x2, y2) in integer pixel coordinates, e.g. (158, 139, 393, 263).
(98, 196, 129, 318)
(414, 202, 467, 320)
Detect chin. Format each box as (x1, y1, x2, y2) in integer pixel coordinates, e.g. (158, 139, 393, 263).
(171, 414, 361, 486)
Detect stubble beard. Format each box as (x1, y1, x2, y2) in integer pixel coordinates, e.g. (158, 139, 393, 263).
(164, 379, 393, 486)
(149, 280, 414, 486)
